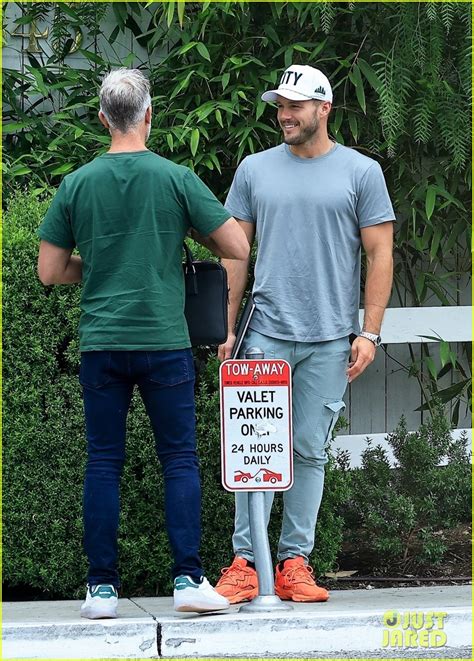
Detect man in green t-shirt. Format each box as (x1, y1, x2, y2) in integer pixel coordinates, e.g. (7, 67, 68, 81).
(37, 68, 249, 618)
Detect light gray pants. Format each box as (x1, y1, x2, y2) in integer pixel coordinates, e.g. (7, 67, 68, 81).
(232, 328, 350, 563)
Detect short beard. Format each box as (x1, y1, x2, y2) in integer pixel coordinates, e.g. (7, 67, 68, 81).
(283, 117, 319, 145)
(282, 103, 321, 145)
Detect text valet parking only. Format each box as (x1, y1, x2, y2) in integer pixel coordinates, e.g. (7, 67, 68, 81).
(220, 359, 293, 492)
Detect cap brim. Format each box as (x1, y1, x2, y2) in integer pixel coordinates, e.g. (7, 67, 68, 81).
(261, 89, 314, 103)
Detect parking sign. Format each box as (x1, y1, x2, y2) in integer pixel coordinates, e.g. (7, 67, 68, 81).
(220, 359, 293, 492)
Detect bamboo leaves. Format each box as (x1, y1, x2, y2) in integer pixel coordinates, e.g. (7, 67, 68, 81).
(425, 186, 437, 222)
(196, 42, 211, 62)
(349, 64, 366, 114)
(190, 128, 200, 157)
(357, 58, 382, 91)
(4, 1, 471, 267)
(177, 1, 185, 29)
(49, 163, 74, 176)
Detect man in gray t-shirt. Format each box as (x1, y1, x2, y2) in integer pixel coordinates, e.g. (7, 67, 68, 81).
(216, 64, 394, 604)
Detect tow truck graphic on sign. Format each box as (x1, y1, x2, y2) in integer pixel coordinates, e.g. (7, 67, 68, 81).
(220, 359, 293, 492)
(234, 468, 283, 484)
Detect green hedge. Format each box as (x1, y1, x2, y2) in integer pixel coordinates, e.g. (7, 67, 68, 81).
(4, 189, 349, 598)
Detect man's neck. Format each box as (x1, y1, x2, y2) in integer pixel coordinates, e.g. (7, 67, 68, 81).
(288, 133, 334, 159)
(107, 132, 148, 154)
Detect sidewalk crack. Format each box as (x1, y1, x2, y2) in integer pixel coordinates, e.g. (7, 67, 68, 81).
(129, 597, 157, 619)
(156, 621, 162, 657)
(128, 598, 162, 658)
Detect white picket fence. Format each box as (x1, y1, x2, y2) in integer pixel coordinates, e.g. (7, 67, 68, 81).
(334, 306, 472, 467)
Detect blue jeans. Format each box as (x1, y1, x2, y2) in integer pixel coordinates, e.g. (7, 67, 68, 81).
(80, 349, 202, 587)
(233, 329, 349, 563)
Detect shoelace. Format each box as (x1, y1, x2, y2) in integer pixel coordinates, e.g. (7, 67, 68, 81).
(282, 564, 315, 584)
(220, 564, 252, 584)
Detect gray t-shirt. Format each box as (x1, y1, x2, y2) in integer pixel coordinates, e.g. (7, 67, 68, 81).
(225, 143, 394, 342)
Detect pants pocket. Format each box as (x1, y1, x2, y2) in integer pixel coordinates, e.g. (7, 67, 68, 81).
(145, 349, 195, 387)
(323, 400, 346, 443)
(80, 352, 112, 388)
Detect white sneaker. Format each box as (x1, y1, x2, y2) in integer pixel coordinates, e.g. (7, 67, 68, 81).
(80, 584, 118, 619)
(174, 575, 230, 613)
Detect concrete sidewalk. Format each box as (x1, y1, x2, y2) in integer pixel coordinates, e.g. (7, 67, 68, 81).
(3, 585, 471, 659)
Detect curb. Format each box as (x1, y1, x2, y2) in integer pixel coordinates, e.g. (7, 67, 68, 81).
(3, 586, 472, 659)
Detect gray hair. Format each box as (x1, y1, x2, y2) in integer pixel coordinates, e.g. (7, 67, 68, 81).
(99, 68, 151, 133)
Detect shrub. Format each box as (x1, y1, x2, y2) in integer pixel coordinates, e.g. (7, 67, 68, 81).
(342, 405, 471, 571)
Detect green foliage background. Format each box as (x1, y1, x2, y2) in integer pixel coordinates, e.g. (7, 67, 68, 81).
(3, 2, 472, 597)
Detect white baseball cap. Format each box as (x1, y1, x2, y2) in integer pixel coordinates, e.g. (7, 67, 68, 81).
(261, 65, 333, 103)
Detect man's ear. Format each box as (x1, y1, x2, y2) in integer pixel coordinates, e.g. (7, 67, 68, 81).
(98, 111, 110, 129)
(320, 101, 332, 117)
(144, 105, 152, 125)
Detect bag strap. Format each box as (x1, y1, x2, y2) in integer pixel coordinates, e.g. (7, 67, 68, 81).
(183, 241, 195, 272)
(183, 241, 198, 295)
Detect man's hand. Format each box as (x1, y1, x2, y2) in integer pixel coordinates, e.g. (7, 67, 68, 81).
(218, 332, 236, 362)
(346, 336, 376, 383)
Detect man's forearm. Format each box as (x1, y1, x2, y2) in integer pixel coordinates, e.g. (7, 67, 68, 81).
(363, 252, 393, 334)
(189, 225, 249, 260)
(49, 255, 82, 284)
(222, 257, 250, 330)
(190, 229, 226, 257)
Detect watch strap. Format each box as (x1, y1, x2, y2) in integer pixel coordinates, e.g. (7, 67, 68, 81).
(359, 331, 381, 347)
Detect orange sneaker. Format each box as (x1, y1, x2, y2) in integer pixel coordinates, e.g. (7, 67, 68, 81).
(215, 557, 258, 604)
(275, 557, 329, 602)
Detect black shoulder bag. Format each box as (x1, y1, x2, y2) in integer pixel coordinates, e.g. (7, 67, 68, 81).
(183, 241, 228, 346)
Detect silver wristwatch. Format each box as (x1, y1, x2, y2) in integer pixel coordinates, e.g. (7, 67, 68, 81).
(359, 331, 382, 347)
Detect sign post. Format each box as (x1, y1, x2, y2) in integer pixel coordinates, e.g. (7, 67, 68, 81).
(220, 347, 293, 612)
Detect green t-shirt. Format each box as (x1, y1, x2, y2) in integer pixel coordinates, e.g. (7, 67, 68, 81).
(38, 150, 231, 351)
